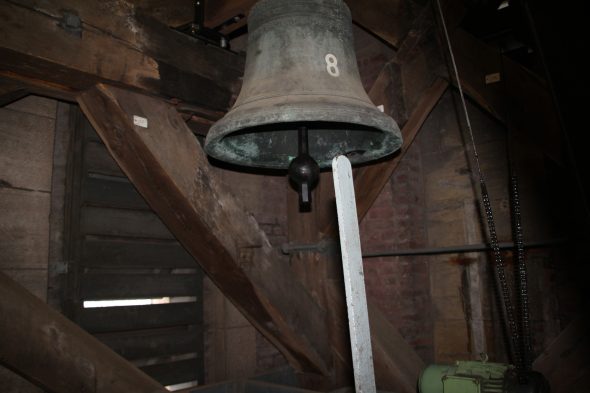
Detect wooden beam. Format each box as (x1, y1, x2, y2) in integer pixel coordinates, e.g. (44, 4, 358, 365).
(533, 318, 590, 393)
(0, 271, 168, 393)
(355, 78, 448, 224)
(203, 0, 429, 48)
(77, 84, 331, 377)
(0, 79, 29, 107)
(448, 28, 563, 164)
(0, 1, 244, 110)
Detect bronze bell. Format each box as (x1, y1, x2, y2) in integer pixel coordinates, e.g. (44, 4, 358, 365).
(205, 0, 402, 168)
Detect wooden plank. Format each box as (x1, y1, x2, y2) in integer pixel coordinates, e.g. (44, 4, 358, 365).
(84, 141, 125, 177)
(0, 1, 243, 109)
(79, 273, 202, 300)
(0, 107, 55, 191)
(82, 175, 149, 210)
(78, 85, 331, 377)
(48, 102, 73, 310)
(0, 271, 168, 393)
(140, 358, 201, 387)
(80, 206, 174, 239)
(81, 237, 195, 269)
(80, 302, 201, 333)
(96, 326, 202, 361)
(0, 188, 50, 270)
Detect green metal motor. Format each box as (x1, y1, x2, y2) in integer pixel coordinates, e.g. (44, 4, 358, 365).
(419, 360, 549, 393)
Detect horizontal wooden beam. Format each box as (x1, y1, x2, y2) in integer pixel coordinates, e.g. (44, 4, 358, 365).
(0, 0, 244, 110)
(203, 0, 426, 48)
(0, 271, 168, 393)
(0, 78, 29, 107)
(77, 84, 331, 377)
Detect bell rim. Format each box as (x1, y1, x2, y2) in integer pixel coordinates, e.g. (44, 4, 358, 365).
(205, 97, 403, 169)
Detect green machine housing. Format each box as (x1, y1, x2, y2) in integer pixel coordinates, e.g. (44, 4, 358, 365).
(419, 361, 511, 393)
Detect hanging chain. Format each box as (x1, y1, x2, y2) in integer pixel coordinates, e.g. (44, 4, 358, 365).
(434, 0, 524, 371)
(510, 172, 533, 373)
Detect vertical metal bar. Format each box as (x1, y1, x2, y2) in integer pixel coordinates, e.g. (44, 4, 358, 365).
(333, 155, 377, 393)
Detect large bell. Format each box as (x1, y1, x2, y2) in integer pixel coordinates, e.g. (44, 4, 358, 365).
(205, 0, 402, 170)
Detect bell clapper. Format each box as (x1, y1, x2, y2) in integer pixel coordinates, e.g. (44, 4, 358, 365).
(288, 126, 320, 212)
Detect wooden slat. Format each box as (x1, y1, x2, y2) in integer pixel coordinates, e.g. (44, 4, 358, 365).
(80, 206, 174, 240)
(79, 273, 202, 300)
(0, 1, 243, 109)
(0, 271, 168, 393)
(80, 302, 201, 333)
(78, 84, 331, 377)
(96, 326, 202, 361)
(82, 175, 149, 210)
(81, 237, 195, 269)
(84, 141, 125, 177)
(140, 358, 201, 387)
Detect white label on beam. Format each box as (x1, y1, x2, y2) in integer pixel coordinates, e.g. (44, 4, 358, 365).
(133, 115, 148, 128)
(332, 155, 377, 393)
(485, 72, 501, 84)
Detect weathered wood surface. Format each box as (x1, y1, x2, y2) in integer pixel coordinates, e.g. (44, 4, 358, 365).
(0, 78, 29, 106)
(0, 271, 169, 393)
(80, 206, 174, 240)
(0, 0, 244, 109)
(79, 272, 202, 300)
(355, 78, 448, 224)
(447, 29, 562, 164)
(533, 318, 590, 393)
(95, 325, 202, 361)
(80, 302, 201, 334)
(0, 106, 55, 191)
(78, 84, 331, 376)
(81, 237, 195, 269)
(204, 0, 430, 48)
(141, 358, 201, 387)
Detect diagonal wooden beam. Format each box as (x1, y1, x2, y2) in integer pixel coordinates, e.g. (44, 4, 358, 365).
(0, 0, 244, 109)
(355, 78, 448, 223)
(77, 84, 331, 377)
(447, 28, 562, 164)
(0, 271, 168, 393)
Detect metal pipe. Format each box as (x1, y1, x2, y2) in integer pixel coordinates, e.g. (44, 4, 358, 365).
(362, 239, 565, 258)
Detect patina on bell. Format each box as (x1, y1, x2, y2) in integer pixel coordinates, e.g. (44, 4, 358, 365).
(205, 0, 402, 169)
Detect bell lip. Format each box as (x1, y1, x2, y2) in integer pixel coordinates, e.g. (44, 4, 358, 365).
(205, 96, 403, 169)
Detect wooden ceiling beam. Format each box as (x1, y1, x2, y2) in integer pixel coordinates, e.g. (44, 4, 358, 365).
(0, 272, 169, 393)
(0, 1, 244, 110)
(77, 84, 331, 378)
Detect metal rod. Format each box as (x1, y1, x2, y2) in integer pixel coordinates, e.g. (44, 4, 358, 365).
(333, 155, 377, 393)
(298, 126, 309, 155)
(362, 239, 565, 258)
